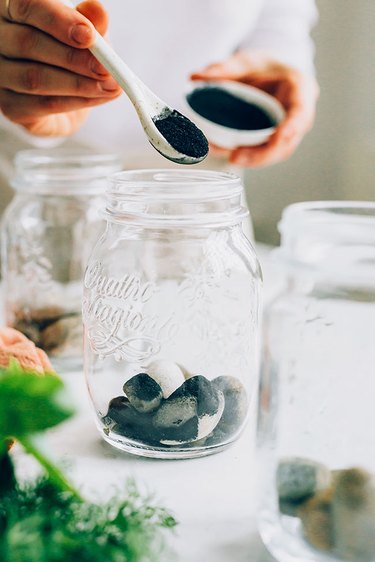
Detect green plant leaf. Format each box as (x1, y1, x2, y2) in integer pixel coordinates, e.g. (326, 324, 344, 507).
(0, 361, 74, 443)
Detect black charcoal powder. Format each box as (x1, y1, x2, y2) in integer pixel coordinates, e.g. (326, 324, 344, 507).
(187, 87, 276, 130)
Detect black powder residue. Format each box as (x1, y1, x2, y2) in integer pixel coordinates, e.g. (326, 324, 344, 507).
(154, 110, 209, 159)
(187, 87, 276, 130)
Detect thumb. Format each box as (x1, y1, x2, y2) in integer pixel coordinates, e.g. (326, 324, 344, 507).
(76, 0, 108, 37)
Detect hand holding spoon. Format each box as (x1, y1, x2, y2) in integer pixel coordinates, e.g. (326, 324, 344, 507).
(63, 0, 208, 164)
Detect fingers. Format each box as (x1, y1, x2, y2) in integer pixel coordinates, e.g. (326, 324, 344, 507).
(208, 143, 232, 158)
(0, 88, 117, 125)
(229, 75, 317, 168)
(191, 60, 245, 82)
(0, 57, 119, 96)
(229, 105, 314, 168)
(2, 0, 96, 48)
(0, 0, 116, 136)
(191, 52, 270, 83)
(23, 110, 90, 136)
(0, 21, 108, 79)
(229, 135, 299, 168)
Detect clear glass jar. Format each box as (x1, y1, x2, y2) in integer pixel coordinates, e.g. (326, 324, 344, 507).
(83, 169, 262, 459)
(258, 202, 375, 562)
(1, 149, 121, 370)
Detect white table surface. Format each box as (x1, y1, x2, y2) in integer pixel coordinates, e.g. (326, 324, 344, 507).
(14, 246, 278, 562)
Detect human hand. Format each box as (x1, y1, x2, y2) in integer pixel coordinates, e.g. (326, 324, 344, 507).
(0, 0, 121, 137)
(191, 51, 319, 168)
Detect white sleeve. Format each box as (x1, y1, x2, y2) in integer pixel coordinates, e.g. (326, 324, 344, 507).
(240, 0, 318, 75)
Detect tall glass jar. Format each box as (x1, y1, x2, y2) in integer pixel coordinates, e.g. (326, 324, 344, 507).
(83, 169, 262, 459)
(1, 149, 121, 370)
(258, 202, 375, 562)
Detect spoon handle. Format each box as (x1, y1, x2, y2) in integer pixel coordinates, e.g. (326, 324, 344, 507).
(61, 0, 160, 113)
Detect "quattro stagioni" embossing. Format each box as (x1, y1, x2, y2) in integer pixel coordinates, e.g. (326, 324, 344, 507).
(83, 261, 178, 362)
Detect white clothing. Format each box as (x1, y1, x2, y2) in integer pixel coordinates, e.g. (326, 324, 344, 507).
(0, 0, 317, 165)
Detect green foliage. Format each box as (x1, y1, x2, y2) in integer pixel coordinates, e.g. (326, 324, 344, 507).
(0, 360, 74, 450)
(0, 362, 177, 562)
(0, 477, 177, 562)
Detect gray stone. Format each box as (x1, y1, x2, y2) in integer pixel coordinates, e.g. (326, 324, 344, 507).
(104, 396, 159, 444)
(123, 373, 163, 413)
(205, 427, 230, 447)
(172, 375, 222, 417)
(277, 457, 332, 501)
(211, 375, 248, 436)
(158, 416, 199, 445)
(278, 497, 307, 517)
(153, 375, 224, 445)
(197, 391, 225, 440)
(153, 395, 197, 430)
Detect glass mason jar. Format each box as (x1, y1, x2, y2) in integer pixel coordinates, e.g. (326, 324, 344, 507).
(83, 169, 262, 459)
(1, 149, 121, 370)
(258, 202, 375, 562)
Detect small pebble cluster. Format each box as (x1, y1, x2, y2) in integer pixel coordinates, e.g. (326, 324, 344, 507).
(277, 457, 375, 561)
(103, 359, 248, 448)
(12, 305, 82, 357)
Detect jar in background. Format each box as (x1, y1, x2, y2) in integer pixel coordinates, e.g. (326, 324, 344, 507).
(257, 202, 375, 562)
(83, 169, 262, 459)
(1, 149, 121, 370)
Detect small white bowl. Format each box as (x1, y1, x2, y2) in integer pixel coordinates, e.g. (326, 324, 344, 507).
(184, 80, 285, 150)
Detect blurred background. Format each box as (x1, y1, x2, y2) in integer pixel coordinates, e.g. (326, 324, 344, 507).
(1, 1, 374, 246)
(246, 0, 375, 244)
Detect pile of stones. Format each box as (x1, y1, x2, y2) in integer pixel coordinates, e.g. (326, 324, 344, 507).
(277, 457, 375, 561)
(103, 359, 248, 448)
(12, 305, 82, 357)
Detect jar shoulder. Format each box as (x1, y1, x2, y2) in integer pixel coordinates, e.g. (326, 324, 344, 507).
(88, 226, 262, 282)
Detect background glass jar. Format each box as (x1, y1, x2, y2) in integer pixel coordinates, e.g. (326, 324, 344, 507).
(257, 202, 375, 562)
(83, 169, 262, 459)
(1, 149, 121, 370)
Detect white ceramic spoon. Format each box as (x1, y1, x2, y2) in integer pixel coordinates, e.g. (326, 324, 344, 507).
(62, 0, 208, 164)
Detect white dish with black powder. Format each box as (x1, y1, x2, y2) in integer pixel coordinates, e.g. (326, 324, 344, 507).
(185, 80, 285, 150)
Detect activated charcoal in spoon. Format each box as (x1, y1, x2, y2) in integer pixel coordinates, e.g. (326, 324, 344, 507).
(187, 87, 276, 130)
(154, 109, 209, 160)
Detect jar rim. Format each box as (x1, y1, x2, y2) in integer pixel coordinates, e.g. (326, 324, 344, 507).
(12, 148, 122, 195)
(108, 169, 242, 198)
(105, 169, 248, 227)
(276, 200, 375, 283)
(279, 201, 375, 233)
